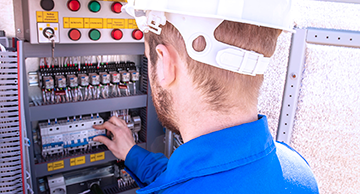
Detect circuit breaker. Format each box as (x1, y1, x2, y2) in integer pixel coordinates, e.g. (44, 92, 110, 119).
(10, 1, 164, 194)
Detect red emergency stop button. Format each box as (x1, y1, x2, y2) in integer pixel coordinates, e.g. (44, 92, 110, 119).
(132, 29, 143, 40)
(111, 29, 123, 40)
(111, 2, 122, 13)
(68, 29, 81, 41)
(68, 0, 80, 11)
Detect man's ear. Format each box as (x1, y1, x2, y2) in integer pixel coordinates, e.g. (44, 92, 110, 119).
(155, 44, 176, 88)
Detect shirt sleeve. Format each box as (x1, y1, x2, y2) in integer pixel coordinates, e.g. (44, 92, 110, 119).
(124, 145, 169, 188)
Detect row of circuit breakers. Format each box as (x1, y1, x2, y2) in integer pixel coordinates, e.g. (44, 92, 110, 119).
(39, 110, 141, 158)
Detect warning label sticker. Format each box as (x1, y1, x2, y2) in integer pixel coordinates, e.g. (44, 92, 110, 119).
(90, 152, 105, 162)
(70, 156, 86, 166)
(37, 11, 58, 23)
(63, 18, 138, 29)
(47, 160, 64, 171)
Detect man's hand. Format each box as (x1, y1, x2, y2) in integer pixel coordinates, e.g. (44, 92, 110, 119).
(93, 116, 136, 161)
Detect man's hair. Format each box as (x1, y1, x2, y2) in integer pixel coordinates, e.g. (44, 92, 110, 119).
(145, 21, 282, 112)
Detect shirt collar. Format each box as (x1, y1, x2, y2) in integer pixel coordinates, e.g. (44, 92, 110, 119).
(138, 115, 275, 193)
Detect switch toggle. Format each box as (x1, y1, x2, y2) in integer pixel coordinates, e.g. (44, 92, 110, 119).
(43, 27, 55, 39)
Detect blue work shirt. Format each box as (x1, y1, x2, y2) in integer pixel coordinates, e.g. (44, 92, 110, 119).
(125, 115, 319, 193)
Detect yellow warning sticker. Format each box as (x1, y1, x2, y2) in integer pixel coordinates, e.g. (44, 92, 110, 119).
(84, 18, 90, 28)
(89, 18, 103, 28)
(127, 19, 138, 29)
(63, 17, 69, 28)
(70, 156, 86, 166)
(43, 12, 59, 23)
(69, 18, 84, 28)
(112, 19, 126, 28)
(106, 19, 113, 29)
(62, 18, 138, 29)
(47, 160, 64, 171)
(36, 11, 43, 22)
(90, 152, 105, 162)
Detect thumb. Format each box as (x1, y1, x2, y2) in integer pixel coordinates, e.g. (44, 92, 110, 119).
(94, 136, 113, 149)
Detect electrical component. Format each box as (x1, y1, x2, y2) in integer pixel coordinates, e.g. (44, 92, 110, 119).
(67, 75, 78, 88)
(47, 174, 66, 194)
(89, 73, 100, 86)
(100, 72, 110, 85)
(120, 71, 130, 83)
(39, 115, 105, 157)
(79, 74, 89, 87)
(110, 71, 120, 84)
(43, 76, 54, 90)
(55, 75, 66, 88)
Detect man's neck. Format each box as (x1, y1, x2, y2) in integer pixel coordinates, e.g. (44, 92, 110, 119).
(174, 94, 258, 143)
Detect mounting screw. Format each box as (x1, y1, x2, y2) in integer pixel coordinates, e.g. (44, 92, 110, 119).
(17, 29, 21, 33)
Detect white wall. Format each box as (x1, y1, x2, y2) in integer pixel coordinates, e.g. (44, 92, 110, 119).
(0, 0, 15, 37)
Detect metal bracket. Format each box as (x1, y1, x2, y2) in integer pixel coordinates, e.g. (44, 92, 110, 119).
(276, 29, 307, 144)
(307, 28, 360, 48)
(277, 27, 360, 145)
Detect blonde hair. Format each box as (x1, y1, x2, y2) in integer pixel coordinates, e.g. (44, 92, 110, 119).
(145, 21, 282, 112)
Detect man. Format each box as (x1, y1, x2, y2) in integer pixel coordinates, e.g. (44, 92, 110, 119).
(94, 0, 319, 193)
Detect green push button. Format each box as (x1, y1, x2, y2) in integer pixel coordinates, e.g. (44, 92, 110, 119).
(89, 29, 101, 41)
(88, 1, 101, 12)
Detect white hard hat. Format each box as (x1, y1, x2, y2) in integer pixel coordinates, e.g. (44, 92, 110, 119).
(124, 0, 293, 76)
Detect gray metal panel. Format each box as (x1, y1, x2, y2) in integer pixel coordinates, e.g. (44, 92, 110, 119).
(276, 29, 307, 144)
(29, 94, 148, 121)
(307, 28, 360, 48)
(23, 42, 145, 58)
(34, 143, 146, 178)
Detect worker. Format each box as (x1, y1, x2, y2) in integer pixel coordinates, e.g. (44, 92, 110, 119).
(93, 0, 319, 193)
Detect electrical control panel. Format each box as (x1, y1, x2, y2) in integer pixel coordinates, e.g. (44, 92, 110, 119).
(13, 1, 164, 194)
(22, 0, 144, 44)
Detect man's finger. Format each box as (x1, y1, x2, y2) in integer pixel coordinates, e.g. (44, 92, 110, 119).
(93, 135, 113, 149)
(108, 116, 127, 128)
(93, 121, 117, 133)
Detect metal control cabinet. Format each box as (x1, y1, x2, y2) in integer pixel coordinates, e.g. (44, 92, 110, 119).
(11, 1, 164, 194)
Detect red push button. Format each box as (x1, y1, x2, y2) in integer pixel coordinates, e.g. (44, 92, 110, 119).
(132, 29, 143, 40)
(68, 29, 81, 41)
(68, 0, 80, 11)
(111, 29, 123, 40)
(111, 2, 122, 13)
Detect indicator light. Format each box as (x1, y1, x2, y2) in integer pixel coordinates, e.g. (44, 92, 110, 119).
(41, 0, 55, 11)
(88, 1, 101, 13)
(68, 29, 81, 41)
(67, 0, 80, 11)
(89, 29, 101, 41)
(111, 2, 122, 13)
(132, 29, 143, 40)
(111, 29, 123, 40)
